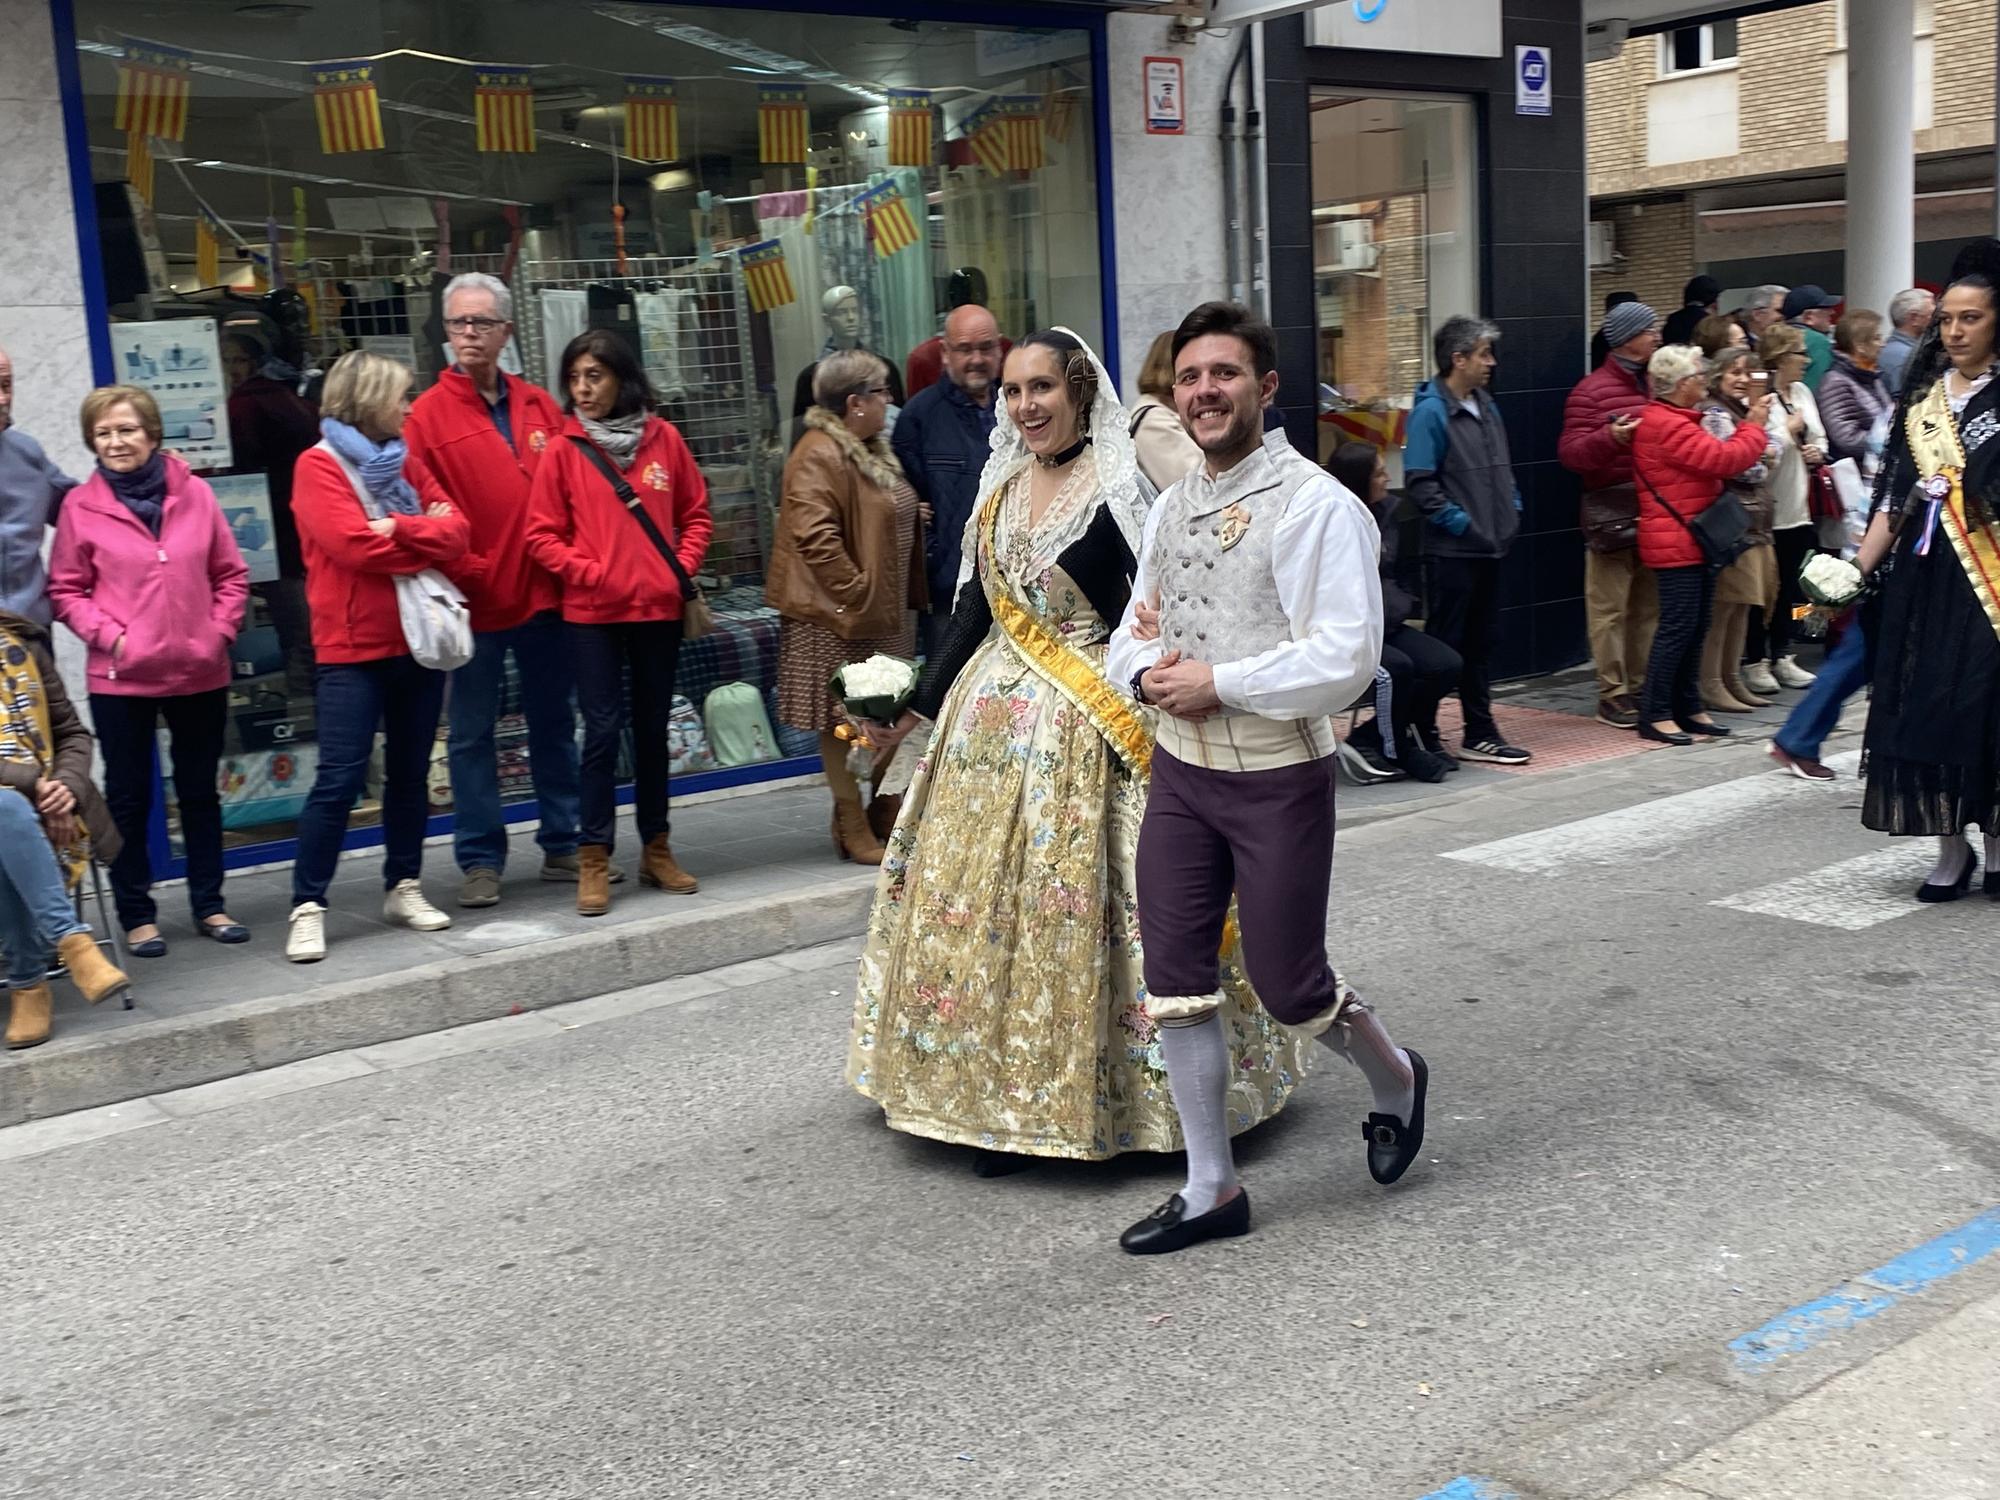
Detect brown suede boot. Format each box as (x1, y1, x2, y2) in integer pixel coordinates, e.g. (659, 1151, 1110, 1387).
(57, 932, 130, 1007)
(5, 983, 53, 1049)
(1721, 605, 1772, 706)
(1700, 606, 1754, 712)
(577, 844, 613, 917)
(820, 733, 884, 865)
(639, 835, 699, 894)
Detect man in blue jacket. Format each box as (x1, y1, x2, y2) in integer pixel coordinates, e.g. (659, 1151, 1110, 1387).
(0, 347, 78, 628)
(1405, 316, 1531, 764)
(892, 305, 1001, 654)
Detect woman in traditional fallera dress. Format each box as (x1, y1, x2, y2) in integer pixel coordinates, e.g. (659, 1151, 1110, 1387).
(845, 330, 1313, 1171)
(1854, 252, 2000, 900)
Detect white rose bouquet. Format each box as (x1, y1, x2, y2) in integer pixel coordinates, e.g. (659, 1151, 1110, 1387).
(830, 653, 919, 728)
(1799, 553, 1865, 609)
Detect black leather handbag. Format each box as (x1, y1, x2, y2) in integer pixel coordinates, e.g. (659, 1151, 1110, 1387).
(1640, 473, 1752, 570)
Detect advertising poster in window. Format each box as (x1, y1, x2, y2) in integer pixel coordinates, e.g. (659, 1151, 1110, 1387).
(115, 318, 234, 471)
(208, 471, 279, 583)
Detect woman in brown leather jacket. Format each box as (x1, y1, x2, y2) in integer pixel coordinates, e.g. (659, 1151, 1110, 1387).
(767, 350, 928, 864)
(0, 609, 132, 1047)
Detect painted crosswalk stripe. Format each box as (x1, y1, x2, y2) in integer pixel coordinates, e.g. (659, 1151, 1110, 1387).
(1441, 752, 1861, 876)
(1710, 844, 1939, 929)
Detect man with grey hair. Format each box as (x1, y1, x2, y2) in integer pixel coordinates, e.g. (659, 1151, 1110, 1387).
(1879, 287, 1935, 396)
(0, 346, 78, 627)
(1405, 314, 1530, 764)
(404, 272, 584, 909)
(1740, 284, 1788, 339)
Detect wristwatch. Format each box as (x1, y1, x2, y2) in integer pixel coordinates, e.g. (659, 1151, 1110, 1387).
(1130, 667, 1152, 705)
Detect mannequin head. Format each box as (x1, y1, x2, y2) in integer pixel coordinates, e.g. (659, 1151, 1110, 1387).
(822, 286, 862, 349)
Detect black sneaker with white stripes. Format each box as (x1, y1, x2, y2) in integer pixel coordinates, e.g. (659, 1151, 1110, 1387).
(1458, 737, 1532, 765)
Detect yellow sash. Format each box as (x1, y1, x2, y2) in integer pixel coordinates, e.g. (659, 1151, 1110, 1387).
(0, 627, 86, 888)
(1907, 382, 2000, 642)
(977, 486, 1153, 778)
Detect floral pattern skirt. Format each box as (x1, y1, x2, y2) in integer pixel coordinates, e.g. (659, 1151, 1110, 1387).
(846, 632, 1315, 1160)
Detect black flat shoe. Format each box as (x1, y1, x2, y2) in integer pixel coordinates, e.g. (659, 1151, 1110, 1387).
(1986, 870, 2000, 898)
(1677, 718, 1732, 737)
(1119, 1189, 1252, 1255)
(1637, 723, 1693, 746)
(126, 932, 168, 959)
(1366, 1049, 1429, 1186)
(1917, 849, 1979, 903)
(970, 1148, 1033, 1178)
(200, 920, 251, 945)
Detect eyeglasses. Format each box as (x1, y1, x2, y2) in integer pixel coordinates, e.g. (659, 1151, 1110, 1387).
(444, 316, 508, 335)
(946, 342, 999, 357)
(864, 383, 891, 397)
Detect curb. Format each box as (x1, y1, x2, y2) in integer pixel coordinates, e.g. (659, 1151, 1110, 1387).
(0, 878, 873, 1129)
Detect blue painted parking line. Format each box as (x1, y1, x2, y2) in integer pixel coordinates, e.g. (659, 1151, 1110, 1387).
(1416, 1479, 1519, 1500)
(1729, 1206, 2000, 1370)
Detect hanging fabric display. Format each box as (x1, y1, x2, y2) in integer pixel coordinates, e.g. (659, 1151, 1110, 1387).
(115, 39, 191, 143)
(965, 102, 1010, 177)
(1002, 95, 1046, 173)
(887, 88, 934, 168)
(802, 164, 818, 235)
(859, 180, 920, 260)
(312, 60, 385, 154)
(758, 82, 809, 165)
(474, 67, 537, 153)
(624, 76, 680, 161)
(1045, 90, 1077, 145)
(125, 132, 155, 206)
(195, 211, 222, 287)
(740, 239, 798, 314)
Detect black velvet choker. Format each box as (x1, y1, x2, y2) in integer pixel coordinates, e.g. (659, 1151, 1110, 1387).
(1035, 435, 1090, 469)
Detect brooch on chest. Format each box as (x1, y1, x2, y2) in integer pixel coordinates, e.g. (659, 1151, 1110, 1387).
(1216, 502, 1253, 552)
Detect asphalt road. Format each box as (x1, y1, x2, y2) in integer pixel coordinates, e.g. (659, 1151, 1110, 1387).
(4, 732, 1996, 1500)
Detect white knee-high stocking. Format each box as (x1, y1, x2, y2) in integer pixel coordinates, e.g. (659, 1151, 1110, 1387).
(1158, 1012, 1238, 1217)
(1317, 985, 1416, 1122)
(1927, 834, 1975, 886)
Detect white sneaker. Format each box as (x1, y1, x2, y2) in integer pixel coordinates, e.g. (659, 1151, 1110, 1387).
(286, 902, 327, 964)
(1772, 655, 1817, 689)
(383, 879, 453, 932)
(1741, 660, 1782, 696)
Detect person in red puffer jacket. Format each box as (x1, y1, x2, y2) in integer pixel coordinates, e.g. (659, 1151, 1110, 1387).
(404, 272, 580, 912)
(48, 384, 250, 955)
(525, 329, 712, 918)
(1631, 344, 1774, 746)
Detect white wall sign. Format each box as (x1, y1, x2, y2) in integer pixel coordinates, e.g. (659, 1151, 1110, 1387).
(1145, 56, 1186, 135)
(1516, 44, 1553, 117)
(1307, 0, 1504, 59)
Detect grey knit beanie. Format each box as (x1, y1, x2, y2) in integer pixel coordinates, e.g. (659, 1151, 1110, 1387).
(1600, 301, 1658, 350)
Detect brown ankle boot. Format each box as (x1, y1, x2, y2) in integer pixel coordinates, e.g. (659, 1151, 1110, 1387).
(5, 983, 53, 1049)
(639, 835, 699, 894)
(821, 732, 884, 865)
(577, 844, 612, 917)
(57, 932, 129, 1006)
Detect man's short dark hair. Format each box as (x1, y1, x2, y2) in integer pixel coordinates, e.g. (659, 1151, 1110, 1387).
(1433, 315, 1500, 378)
(1171, 301, 1278, 378)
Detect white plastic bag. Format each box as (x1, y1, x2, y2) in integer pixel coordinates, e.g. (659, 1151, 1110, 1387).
(318, 440, 473, 670)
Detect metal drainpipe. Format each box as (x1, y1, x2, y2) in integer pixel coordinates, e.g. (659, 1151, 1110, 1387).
(1221, 27, 1252, 307)
(1248, 22, 1271, 320)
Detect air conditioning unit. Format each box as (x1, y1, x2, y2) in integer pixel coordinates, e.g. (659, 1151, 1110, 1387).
(1586, 17, 1630, 64)
(1333, 219, 1378, 272)
(1588, 220, 1618, 268)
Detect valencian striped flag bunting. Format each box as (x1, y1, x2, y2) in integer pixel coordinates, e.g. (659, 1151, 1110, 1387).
(475, 67, 537, 153)
(312, 61, 385, 154)
(758, 82, 809, 165)
(739, 239, 797, 314)
(887, 88, 933, 168)
(1002, 95, 1046, 172)
(125, 131, 155, 206)
(964, 102, 1010, 177)
(194, 210, 222, 287)
(115, 39, 191, 143)
(859, 180, 921, 260)
(1045, 89, 1077, 145)
(624, 76, 680, 161)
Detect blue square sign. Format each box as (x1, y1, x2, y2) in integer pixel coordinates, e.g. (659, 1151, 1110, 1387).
(1516, 44, 1552, 117)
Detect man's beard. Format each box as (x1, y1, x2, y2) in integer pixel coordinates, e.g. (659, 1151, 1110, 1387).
(1193, 405, 1260, 459)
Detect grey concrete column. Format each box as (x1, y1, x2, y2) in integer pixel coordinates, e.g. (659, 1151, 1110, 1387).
(1845, 0, 1916, 316)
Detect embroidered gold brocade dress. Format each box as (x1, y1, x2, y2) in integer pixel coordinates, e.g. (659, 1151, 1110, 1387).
(845, 468, 1314, 1159)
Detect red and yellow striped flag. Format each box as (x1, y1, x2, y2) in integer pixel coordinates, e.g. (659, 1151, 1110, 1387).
(965, 103, 1010, 177)
(758, 82, 809, 165)
(115, 39, 191, 143)
(125, 132, 156, 206)
(860, 181, 920, 260)
(1045, 90, 1077, 145)
(1002, 95, 1045, 173)
(312, 61, 384, 154)
(887, 89, 933, 168)
(474, 67, 537, 153)
(739, 239, 797, 314)
(625, 76, 679, 161)
(194, 211, 222, 286)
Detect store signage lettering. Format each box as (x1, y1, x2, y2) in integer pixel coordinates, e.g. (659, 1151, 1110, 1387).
(1516, 45, 1553, 117)
(1145, 57, 1186, 136)
(1306, 0, 1501, 57)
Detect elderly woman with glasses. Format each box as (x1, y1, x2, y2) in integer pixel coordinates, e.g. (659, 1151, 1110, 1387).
(767, 350, 927, 865)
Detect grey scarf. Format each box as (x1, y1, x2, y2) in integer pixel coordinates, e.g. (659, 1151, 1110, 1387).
(581, 411, 647, 466)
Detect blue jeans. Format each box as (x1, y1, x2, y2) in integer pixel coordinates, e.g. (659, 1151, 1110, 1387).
(291, 657, 447, 908)
(447, 613, 581, 872)
(1774, 619, 1869, 760)
(0, 790, 89, 988)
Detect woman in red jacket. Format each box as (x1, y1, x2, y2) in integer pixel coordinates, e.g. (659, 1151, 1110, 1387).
(48, 385, 250, 954)
(525, 330, 712, 917)
(284, 352, 469, 963)
(1631, 344, 1775, 745)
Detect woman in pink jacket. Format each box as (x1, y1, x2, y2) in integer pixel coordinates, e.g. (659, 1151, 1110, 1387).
(48, 385, 251, 954)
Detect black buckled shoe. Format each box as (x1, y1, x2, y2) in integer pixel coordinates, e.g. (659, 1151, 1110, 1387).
(1365, 1049, 1429, 1186)
(1118, 1189, 1252, 1255)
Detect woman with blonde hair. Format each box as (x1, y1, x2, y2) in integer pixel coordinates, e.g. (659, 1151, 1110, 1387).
(767, 349, 927, 864)
(1694, 348, 1783, 712)
(1127, 330, 1203, 494)
(283, 350, 468, 963)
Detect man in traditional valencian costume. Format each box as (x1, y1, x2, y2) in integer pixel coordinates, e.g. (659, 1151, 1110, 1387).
(1107, 302, 1430, 1254)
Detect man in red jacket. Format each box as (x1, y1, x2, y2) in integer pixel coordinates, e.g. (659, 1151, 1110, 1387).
(1558, 301, 1661, 729)
(405, 273, 587, 910)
